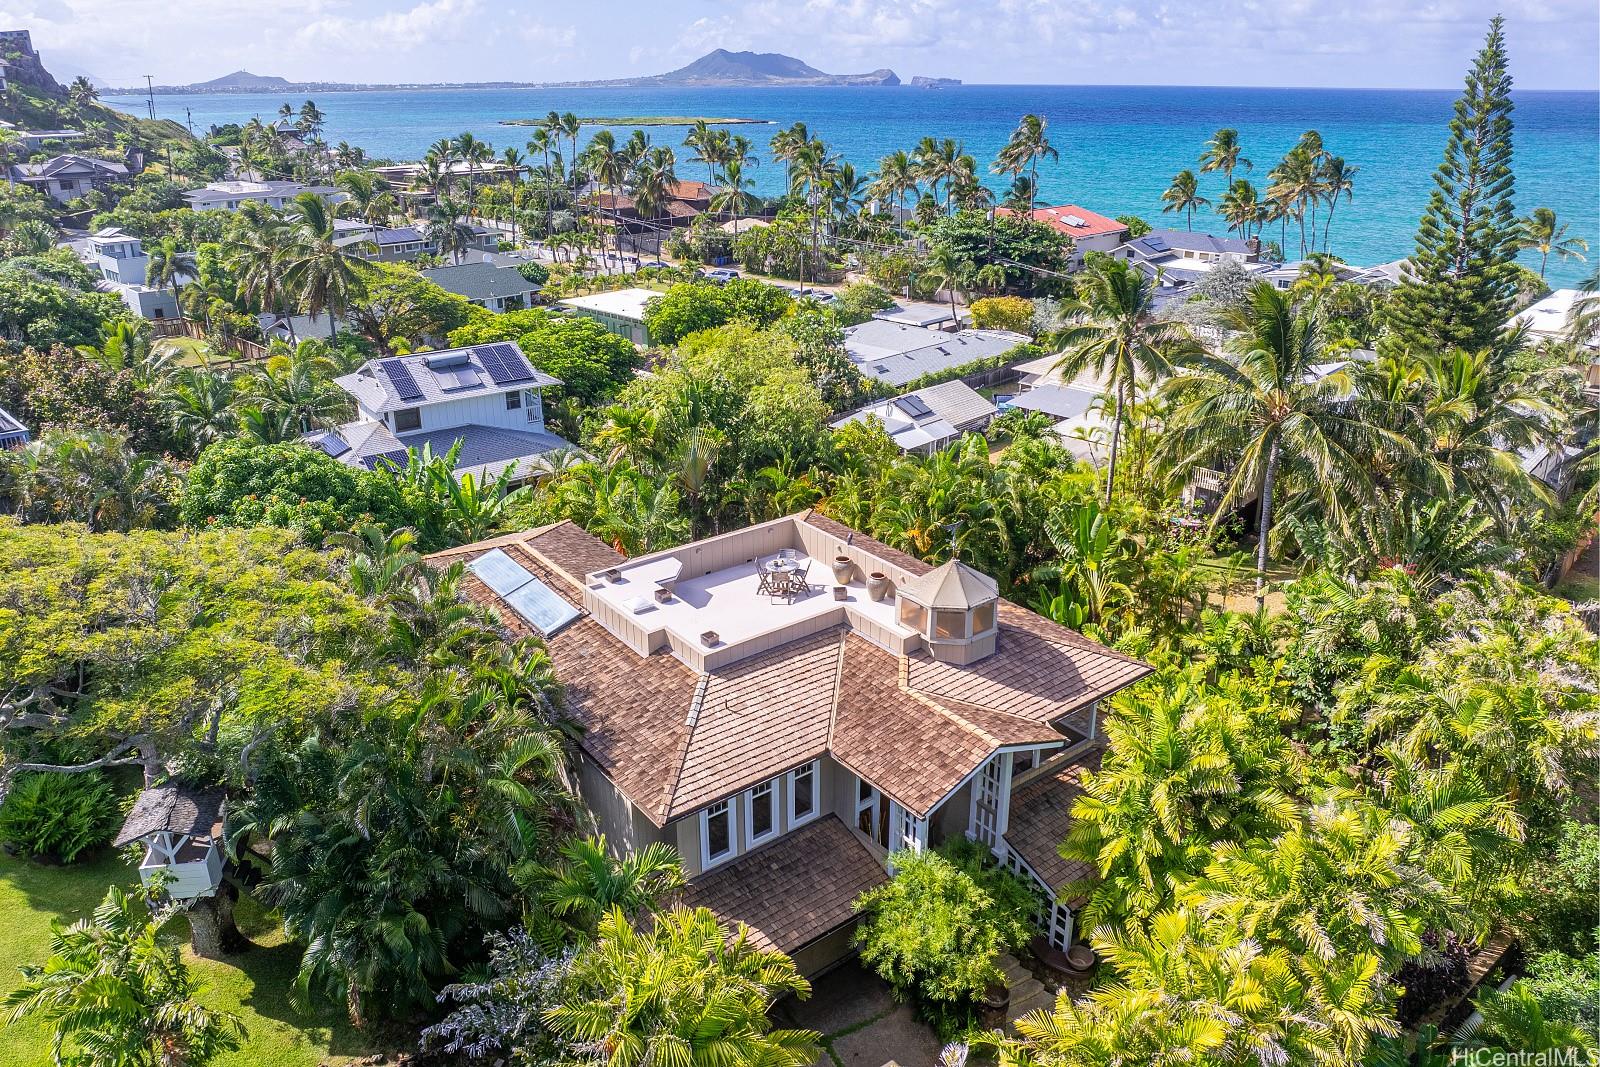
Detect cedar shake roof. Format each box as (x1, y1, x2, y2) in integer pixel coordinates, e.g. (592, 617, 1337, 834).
(681, 815, 886, 954)
(1002, 747, 1103, 904)
(667, 630, 839, 819)
(431, 515, 1149, 827)
(114, 786, 224, 847)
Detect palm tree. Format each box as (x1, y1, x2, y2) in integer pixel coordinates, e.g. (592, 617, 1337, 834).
(1519, 206, 1589, 279)
(869, 149, 919, 215)
(66, 75, 99, 112)
(914, 137, 966, 212)
(527, 127, 558, 235)
(1265, 147, 1321, 258)
(582, 130, 628, 252)
(1160, 169, 1209, 231)
(327, 523, 421, 598)
(1052, 258, 1200, 505)
(167, 367, 236, 453)
(923, 244, 971, 325)
(334, 171, 396, 225)
(992, 113, 1058, 214)
(3, 885, 245, 1066)
(1218, 179, 1264, 239)
(709, 159, 757, 235)
(529, 835, 685, 935)
(630, 147, 678, 260)
(1160, 283, 1392, 608)
(500, 146, 525, 242)
(769, 121, 810, 193)
(1318, 156, 1358, 253)
(280, 198, 374, 340)
(1457, 983, 1595, 1054)
(425, 197, 476, 264)
(144, 236, 197, 292)
(544, 906, 820, 1066)
(1199, 127, 1252, 188)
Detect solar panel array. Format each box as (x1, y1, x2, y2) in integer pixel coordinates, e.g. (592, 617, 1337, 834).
(431, 365, 481, 391)
(478, 342, 537, 386)
(381, 358, 424, 402)
(894, 395, 934, 419)
(468, 548, 581, 636)
(309, 431, 349, 458)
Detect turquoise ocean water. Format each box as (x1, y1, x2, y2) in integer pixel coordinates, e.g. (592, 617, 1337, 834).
(107, 84, 1600, 286)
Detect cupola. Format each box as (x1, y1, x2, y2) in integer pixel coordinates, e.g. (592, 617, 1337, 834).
(894, 560, 1000, 663)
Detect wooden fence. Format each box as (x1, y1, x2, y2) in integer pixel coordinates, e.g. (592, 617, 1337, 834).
(149, 318, 273, 366)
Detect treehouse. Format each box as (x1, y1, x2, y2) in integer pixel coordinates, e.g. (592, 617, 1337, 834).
(114, 784, 225, 901)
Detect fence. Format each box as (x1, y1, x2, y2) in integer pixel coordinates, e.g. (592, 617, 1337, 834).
(148, 318, 273, 367)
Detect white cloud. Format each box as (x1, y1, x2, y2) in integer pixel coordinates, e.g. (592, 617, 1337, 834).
(297, 0, 482, 52)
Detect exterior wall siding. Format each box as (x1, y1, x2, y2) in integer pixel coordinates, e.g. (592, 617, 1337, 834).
(376, 388, 546, 435)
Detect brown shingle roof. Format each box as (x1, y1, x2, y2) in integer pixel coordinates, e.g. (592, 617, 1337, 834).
(114, 785, 224, 847)
(681, 815, 886, 953)
(1002, 747, 1103, 903)
(668, 630, 840, 819)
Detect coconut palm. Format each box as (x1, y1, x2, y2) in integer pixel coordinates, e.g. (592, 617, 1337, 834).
(1218, 179, 1264, 239)
(145, 236, 198, 293)
(334, 171, 396, 225)
(709, 159, 757, 235)
(914, 136, 966, 212)
(425, 197, 476, 264)
(869, 149, 919, 214)
(1518, 206, 1589, 279)
(1160, 283, 1394, 608)
(544, 905, 820, 1066)
(769, 121, 810, 193)
(528, 835, 684, 936)
(1199, 127, 1252, 188)
(167, 367, 237, 453)
(66, 75, 99, 111)
(992, 113, 1058, 214)
(1052, 257, 1201, 505)
(281, 197, 373, 336)
(1160, 169, 1209, 230)
(630, 146, 678, 259)
(1318, 156, 1359, 253)
(3, 884, 245, 1067)
(922, 244, 971, 325)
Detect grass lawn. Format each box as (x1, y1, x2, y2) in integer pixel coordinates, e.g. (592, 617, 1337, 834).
(154, 335, 217, 368)
(0, 848, 394, 1065)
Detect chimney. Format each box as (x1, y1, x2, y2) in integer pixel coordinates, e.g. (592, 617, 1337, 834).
(1246, 235, 1261, 258)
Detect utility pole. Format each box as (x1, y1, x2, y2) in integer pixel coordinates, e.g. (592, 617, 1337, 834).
(142, 75, 155, 121)
(185, 107, 194, 135)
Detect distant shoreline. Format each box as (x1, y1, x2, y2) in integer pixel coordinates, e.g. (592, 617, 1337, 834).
(500, 116, 773, 127)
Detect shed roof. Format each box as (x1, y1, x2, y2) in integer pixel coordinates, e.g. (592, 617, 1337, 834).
(114, 785, 224, 847)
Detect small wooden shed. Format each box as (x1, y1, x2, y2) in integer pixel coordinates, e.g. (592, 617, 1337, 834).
(114, 784, 226, 900)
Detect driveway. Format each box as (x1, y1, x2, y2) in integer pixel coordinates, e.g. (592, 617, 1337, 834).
(776, 959, 945, 1067)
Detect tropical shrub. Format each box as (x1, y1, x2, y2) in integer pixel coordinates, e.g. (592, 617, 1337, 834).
(969, 296, 1036, 333)
(0, 770, 118, 862)
(854, 847, 1032, 1035)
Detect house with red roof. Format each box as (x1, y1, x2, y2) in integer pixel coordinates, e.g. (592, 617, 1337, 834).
(998, 203, 1128, 269)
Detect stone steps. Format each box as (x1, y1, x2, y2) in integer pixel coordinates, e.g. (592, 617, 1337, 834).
(995, 953, 1056, 1027)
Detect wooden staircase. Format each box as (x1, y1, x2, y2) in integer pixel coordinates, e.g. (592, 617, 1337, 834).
(997, 952, 1055, 1026)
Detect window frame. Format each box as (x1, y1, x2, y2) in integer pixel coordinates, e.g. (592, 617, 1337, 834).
(746, 779, 778, 849)
(393, 407, 422, 433)
(787, 760, 820, 828)
(701, 798, 736, 869)
(505, 390, 522, 410)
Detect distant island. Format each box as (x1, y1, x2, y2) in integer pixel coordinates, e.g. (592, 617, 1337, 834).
(500, 116, 773, 128)
(110, 49, 939, 94)
(911, 76, 962, 88)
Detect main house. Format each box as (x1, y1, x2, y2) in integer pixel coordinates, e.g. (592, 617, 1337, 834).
(306, 341, 574, 482)
(844, 319, 1027, 388)
(832, 379, 998, 455)
(432, 512, 1150, 974)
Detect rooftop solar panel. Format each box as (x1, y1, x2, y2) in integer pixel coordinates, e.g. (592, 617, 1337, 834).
(309, 432, 350, 458)
(469, 549, 533, 595)
(894, 395, 933, 418)
(432, 365, 481, 391)
(479, 342, 536, 386)
(425, 351, 472, 370)
(381, 358, 424, 402)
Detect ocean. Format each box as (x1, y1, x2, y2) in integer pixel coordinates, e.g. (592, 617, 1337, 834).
(106, 84, 1600, 286)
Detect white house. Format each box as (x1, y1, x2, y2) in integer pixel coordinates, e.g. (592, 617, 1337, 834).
(85, 227, 151, 286)
(832, 379, 997, 455)
(560, 287, 658, 346)
(183, 179, 341, 213)
(1507, 289, 1591, 348)
(1114, 229, 1264, 288)
(307, 342, 574, 483)
(9, 154, 128, 204)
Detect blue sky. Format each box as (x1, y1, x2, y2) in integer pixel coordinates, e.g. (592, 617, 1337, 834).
(9, 0, 1598, 90)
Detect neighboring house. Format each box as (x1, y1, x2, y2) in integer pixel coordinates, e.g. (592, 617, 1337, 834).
(559, 287, 658, 346)
(183, 179, 341, 212)
(873, 300, 965, 330)
(257, 311, 339, 342)
(428, 511, 1150, 975)
(833, 380, 997, 455)
(2, 124, 86, 151)
(1507, 288, 1591, 348)
(1000, 383, 1111, 465)
(99, 281, 179, 320)
(308, 341, 573, 483)
(420, 262, 541, 312)
(1114, 229, 1263, 288)
(84, 226, 151, 285)
(844, 319, 1027, 388)
(0, 403, 30, 450)
(9, 154, 128, 203)
(346, 226, 437, 262)
(998, 204, 1127, 269)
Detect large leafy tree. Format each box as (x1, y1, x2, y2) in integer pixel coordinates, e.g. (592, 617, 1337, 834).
(544, 905, 820, 1066)
(1385, 17, 1521, 352)
(4, 885, 245, 1067)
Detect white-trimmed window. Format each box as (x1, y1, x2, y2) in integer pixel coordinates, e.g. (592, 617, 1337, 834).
(788, 760, 819, 826)
(505, 390, 522, 410)
(747, 780, 777, 848)
(701, 799, 735, 869)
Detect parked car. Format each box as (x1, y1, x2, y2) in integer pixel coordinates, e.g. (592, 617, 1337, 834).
(640, 260, 670, 270)
(704, 268, 741, 284)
